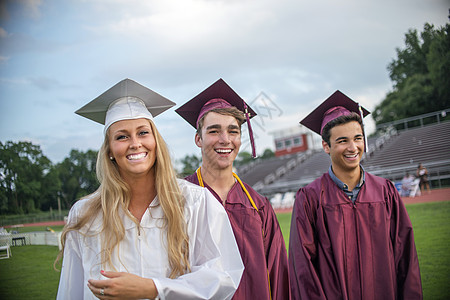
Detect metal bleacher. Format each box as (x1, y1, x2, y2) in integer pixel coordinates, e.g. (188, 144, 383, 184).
(237, 154, 308, 191)
(259, 151, 330, 193)
(363, 121, 450, 168)
(362, 121, 450, 185)
(237, 155, 293, 186)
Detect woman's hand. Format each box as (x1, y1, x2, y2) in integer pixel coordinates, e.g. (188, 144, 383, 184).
(88, 270, 158, 299)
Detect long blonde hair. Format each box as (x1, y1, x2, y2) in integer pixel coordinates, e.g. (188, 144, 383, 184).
(56, 120, 190, 278)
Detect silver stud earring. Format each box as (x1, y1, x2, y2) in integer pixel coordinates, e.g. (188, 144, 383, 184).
(110, 156, 114, 161)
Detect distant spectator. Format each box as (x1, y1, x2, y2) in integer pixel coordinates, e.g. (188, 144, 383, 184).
(401, 173, 415, 197)
(416, 163, 431, 194)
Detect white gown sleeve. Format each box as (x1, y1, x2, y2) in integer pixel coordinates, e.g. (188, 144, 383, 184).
(56, 207, 85, 300)
(153, 182, 244, 300)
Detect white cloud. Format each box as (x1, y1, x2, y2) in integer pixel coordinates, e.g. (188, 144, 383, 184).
(0, 27, 8, 38)
(20, 0, 43, 18)
(1, 0, 43, 20)
(0, 0, 448, 163)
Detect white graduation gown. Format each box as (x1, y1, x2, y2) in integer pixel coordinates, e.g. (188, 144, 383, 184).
(57, 179, 244, 300)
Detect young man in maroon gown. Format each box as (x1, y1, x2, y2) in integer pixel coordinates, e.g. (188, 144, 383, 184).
(176, 78, 290, 300)
(289, 90, 423, 300)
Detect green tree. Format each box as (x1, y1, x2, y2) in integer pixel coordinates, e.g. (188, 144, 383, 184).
(55, 149, 99, 209)
(427, 23, 450, 108)
(178, 154, 202, 178)
(39, 166, 62, 211)
(0, 141, 53, 214)
(373, 23, 450, 126)
(234, 151, 253, 167)
(234, 148, 274, 167)
(260, 148, 275, 159)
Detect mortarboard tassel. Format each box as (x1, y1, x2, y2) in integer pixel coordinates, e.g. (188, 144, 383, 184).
(358, 103, 368, 153)
(244, 102, 257, 158)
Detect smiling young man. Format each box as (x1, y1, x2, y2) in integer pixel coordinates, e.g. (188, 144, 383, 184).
(288, 91, 423, 300)
(176, 79, 290, 300)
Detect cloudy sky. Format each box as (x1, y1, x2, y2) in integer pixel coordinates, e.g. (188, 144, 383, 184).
(0, 0, 448, 166)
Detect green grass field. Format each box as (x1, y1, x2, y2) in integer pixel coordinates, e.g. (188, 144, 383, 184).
(0, 245, 60, 299)
(0, 201, 448, 299)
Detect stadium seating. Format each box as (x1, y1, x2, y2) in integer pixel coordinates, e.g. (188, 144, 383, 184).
(237, 154, 305, 190)
(362, 121, 450, 170)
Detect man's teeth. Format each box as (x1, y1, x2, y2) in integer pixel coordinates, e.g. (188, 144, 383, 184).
(345, 154, 358, 158)
(216, 149, 232, 154)
(127, 153, 147, 160)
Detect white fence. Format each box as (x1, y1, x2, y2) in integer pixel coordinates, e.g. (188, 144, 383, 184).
(0, 231, 62, 249)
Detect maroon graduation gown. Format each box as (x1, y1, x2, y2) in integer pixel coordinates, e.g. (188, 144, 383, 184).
(289, 172, 422, 300)
(185, 174, 290, 300)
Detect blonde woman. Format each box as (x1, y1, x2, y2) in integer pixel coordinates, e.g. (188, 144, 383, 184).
(56, 79, 243, 300)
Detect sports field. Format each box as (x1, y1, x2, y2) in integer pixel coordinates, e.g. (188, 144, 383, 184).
(0, 200, 449, 299)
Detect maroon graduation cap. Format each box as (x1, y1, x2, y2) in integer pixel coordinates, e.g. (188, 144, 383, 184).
(300, 90, 370, 135)
(300, 90, 370, 152)
(176, 78, 258, 158)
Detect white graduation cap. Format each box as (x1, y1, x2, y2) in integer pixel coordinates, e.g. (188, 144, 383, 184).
(75, 78, 176, 134)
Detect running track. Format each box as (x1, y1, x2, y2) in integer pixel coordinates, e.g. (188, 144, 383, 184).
(275, 187, 450, 213)
(5, 188, 450, 227)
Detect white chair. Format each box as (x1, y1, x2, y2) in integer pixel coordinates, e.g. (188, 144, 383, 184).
(0, 244, 11, 259)
(0, 231, 12, 259)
